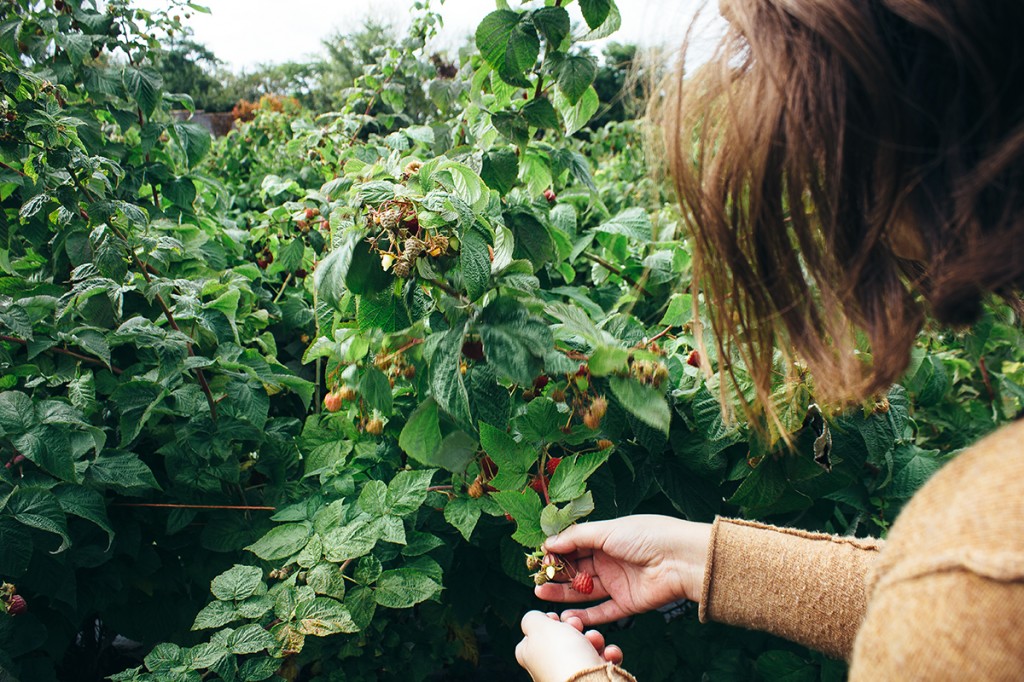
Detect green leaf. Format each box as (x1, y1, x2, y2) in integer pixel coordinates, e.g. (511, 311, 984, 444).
(0, 391, 35, 434)
(322, 519, 379, 562)
(518, 398, 562, 443)
(374, 568, 441, 608)
(387, 468, 437, 515)
(7, 487, 70, 552)
(226, 623, 276, 654)
(888, 445, 945, 499)
(84, 451, 161, 495)
(593, 207, 651, 240)
(610, 375, 671, 436)
(461, 228, 491, 301)
(359, 366, 393, 416)
(296, 597, 358, 636)
(532, 7, 570, 47)
(144, 643, 184, 671)
(492, 490, 545, 547)
(123, 67, 162, 117)
(358, 480, 388, 516)
(480, 148, 519, 196)
(192, 601, 240, 631)
(354, 555, 383, 585)
(245, 523, 312, 561)
(579, 0, 612, 29)
(548, 449, 611, 503)
(444, 497, 484, 541)
(588, 345, 630, 376)
(540, 492, 595, 536)
(553, 85, 599, 135)
(345, 238, 392, 296)
(399, 399, 443, 466)
(523, 97, 562, 130)
(169, 121, 212, 168)
(507, 211, 556, 271)
(358, 287, 411, 333)
(53, 484, 114, 549)
(554, 55, 598, 106)
(479, 422, 536, 490)
(430, 325, 473, 429)
(476, 10, 539, 86)
(478, 297, 552, 386)
(210, 565, 264, 601)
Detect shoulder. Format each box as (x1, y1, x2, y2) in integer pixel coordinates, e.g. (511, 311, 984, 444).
(869, 420, 1024, 592)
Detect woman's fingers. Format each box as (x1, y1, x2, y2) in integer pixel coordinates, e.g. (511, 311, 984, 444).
(559, 599, 631, 626)
(543, 520, 613, 556)
(583, 629, 605, 652)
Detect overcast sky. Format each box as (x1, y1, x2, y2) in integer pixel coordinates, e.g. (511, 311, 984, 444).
(147, 0, 723, 71)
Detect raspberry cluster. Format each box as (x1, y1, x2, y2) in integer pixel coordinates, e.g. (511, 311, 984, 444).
(524, 551, 594, 595)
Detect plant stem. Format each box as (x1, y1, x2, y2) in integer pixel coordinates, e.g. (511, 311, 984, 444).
(0, 335, 124, 374)
(582, 252, 653, 297)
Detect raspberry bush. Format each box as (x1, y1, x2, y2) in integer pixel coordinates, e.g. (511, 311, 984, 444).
(2, 1, 1023, 680)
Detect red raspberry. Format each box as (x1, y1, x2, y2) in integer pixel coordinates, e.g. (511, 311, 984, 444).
(687, 350, 701, 368)
(504, 513, 514, 522)
(533, 375, 550, 390)
(529, 476, 550, 494)
(571, 571, 594, 595)
(546, 457, 562, 476)
(7, 595, 27, 616)
(543, 189, 557, 203)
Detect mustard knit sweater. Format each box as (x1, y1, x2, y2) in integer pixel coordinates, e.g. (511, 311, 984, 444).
(568, 419, 1024, 681)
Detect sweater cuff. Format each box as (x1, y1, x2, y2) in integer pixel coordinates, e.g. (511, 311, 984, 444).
(697, 516, 883, 660)
(566, 662, 638, 682)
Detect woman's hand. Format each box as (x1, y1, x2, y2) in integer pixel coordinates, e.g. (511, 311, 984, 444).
(515, 611, 622, 682)
(535, 515, 712, 625)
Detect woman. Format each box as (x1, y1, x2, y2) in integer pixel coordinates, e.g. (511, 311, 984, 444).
(516, 1, 1024, 680)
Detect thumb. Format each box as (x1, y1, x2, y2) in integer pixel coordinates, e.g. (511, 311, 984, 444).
(544, 520, 611, 555)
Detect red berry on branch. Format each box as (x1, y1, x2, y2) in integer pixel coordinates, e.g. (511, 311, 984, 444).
(504, 513, 514, 522)
(7, 595, 27, 616)
(543, 189, 557, 203)
(305, 208, 317, 220)
(546, 457, 562, 476)
(533, 375, 550, 390)
(687, 350, 701, 368)
(571, 571, 594, 595)
(529, 476, 550, 494)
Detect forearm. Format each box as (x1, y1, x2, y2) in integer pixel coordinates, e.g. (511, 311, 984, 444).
(698, 517, 883, 660)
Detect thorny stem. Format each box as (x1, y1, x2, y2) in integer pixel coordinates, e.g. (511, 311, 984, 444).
(424, 277, 469, 303)
(648, 326, 674, 344)
(273, 272, 292, 303)
(378, 337, 424, 364)
(0, 160, 26, 177)
(582, 252, 653, 297)
(979, 356, 996, 404)
(0, 335, 124, 374)
(102, 219, 219, 420)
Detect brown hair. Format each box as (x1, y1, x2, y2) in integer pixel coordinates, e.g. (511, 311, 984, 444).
(657, 0, 1024, 412)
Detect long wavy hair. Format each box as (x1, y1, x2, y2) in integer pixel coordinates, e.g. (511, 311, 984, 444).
(657, 0, 1024, 412)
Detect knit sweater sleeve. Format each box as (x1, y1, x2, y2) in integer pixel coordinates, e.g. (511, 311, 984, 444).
(566, 663, 637, 682)
(697, 517, 884, 660)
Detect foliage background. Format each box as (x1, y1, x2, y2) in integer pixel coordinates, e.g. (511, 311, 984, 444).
(1, 1, 1022, 681)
